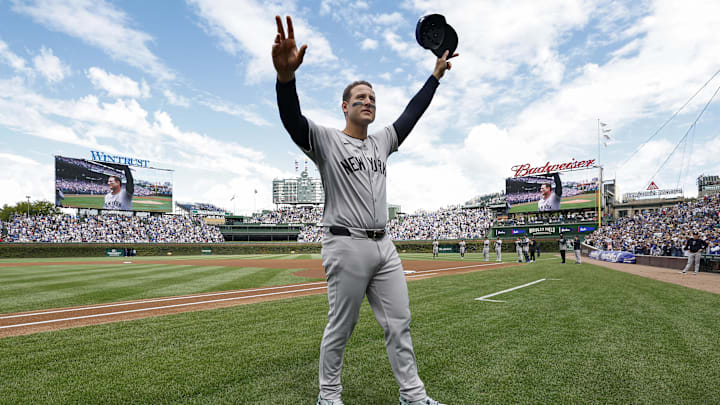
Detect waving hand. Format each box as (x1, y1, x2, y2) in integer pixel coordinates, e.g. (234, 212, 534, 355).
(272, 16, 307, 83)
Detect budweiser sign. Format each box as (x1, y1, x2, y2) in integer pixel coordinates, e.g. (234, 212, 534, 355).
(511, 158, 596, 178)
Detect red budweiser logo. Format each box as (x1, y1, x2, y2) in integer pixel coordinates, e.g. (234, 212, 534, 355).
(511, 158, 596, 177)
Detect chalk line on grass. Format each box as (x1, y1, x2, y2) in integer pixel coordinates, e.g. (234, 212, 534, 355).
(475, 278, 559, 303)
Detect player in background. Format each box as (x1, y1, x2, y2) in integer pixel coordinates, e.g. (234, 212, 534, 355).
(681, 232, 708, 275)
(483, 236, 490, 261)
(529, 237, 537, 262)
(515, 237, 523, 263)
(104, 166, 134, 211)
(538, 172, 562, 212)
(459, 239, 466, 258)
(558, 234, 567, 263)
(432, 239, 439, 259)
(573, 235, 582, 264)
(522, 236, 531, 262)
(494, 237, 502, 262)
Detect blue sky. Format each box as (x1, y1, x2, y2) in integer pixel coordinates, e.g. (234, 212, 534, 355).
(1, 0, 719, 214)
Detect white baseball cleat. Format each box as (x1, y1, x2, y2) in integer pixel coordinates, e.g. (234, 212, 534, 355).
(399, 396, 446, 405)
(317, 395, 344, 405)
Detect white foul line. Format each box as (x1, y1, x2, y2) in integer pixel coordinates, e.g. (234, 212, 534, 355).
(0, 286, 328, 329)
(475, 279, 549, 303)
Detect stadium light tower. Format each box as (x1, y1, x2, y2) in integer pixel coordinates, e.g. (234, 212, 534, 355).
(25, 195, 30, 217)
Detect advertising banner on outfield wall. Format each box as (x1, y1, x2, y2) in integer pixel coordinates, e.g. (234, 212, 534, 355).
(589, 249, 636, 264)
(55, 155, 173, 213)
(492, 223, 596, 239)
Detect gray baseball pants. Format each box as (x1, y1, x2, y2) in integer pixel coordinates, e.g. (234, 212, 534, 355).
(319, 233, 426, 401)
(574, 249, 581, 263)
(483, 247, 489, 261)
(683, 251, 702, 274)
(495, 247, 501, 261)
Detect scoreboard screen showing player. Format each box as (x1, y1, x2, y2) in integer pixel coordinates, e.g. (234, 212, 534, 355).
(54, 155, 173, 212)
(505, 168, 598, 214)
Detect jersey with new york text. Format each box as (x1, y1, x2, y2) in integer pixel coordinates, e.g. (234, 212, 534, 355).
(303, 119, 397, 230)
(104, 189, 132, 211)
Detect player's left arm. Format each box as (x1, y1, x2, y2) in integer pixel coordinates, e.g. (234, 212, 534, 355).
(553, 173, 562, 197)
(393, 50, 458, 146)
(123, 166, 134, 196)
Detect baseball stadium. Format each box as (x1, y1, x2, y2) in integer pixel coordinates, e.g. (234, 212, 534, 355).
(2, 3, 720, 405)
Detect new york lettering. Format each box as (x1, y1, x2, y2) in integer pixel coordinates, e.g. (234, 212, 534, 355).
(340, 155, 386, 176)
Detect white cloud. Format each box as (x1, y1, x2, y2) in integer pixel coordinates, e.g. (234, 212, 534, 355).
(0, 39, 30, 73)
(188, 0, 337, 83)
(86, 67, 150, 98)
(361, 38, 378, 50)
(33, 47, 70, 82)
(375, 12, 404, 26)
(163, 89, 190, 107)
(198, 97, 271, 127)
(0, 154, 53, 205)
(12, 0, 175, 80)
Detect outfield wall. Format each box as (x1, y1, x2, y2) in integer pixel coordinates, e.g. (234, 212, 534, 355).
(0, 239, 568, 258)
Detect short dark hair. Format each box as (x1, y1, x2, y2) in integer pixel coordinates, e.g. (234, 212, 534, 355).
(342, 80, 373, 102)
(541, 183, 552, 190)
(109, 175, 122, 183)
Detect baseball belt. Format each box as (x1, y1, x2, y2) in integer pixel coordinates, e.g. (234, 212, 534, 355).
(328, 226, 386, 240)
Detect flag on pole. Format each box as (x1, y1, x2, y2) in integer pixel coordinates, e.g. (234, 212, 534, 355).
(600, 122, 608, 127)
(230, 194, 236, 201)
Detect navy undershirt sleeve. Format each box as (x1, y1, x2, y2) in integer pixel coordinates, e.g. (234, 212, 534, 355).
(276, 78, 310, 151)
(393, 75, 439, 146)
(554, 173, 563, 197)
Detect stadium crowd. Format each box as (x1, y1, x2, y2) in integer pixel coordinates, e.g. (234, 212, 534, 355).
(3, 214, 224, 243)
(294, 206, 494, 243)
(586, 194, 720, 255)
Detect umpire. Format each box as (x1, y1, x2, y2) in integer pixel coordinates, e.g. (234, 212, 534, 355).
(681, 232, 707, 275)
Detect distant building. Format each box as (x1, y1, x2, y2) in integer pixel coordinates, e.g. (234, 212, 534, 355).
(698, 175, 720, 197)
(272, 169, 324, 205)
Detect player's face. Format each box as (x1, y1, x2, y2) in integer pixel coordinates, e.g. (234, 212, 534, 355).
(108, 177, 120, 193)
(540, 184, 550, 197)
(343, 85, 376, 125)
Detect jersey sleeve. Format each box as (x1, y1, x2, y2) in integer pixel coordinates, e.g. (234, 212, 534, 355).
(304, 118, 333, 164)
(376, 125, 399, 158)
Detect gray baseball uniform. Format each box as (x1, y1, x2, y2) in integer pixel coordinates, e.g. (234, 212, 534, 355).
(104, 188, 132, 210)
(459, 240, 466, 257)
(432, 240, 439, 257)
(303, 119, 426, 401)
(494, 239, 502, 261)
(483, 238, 490, 261)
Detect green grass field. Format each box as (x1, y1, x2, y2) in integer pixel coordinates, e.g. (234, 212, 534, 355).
(508, 191, 597, 213)
(61, 194, 172, 212)
(1, 254, 719, 404)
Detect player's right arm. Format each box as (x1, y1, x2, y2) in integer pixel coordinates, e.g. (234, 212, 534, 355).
(123, 166, 134, 196)
(552, 172, 562, 197)
(273, 15, 311, 151)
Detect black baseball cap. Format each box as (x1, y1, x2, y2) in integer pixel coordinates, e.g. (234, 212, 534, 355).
(415, 14, 458, 58)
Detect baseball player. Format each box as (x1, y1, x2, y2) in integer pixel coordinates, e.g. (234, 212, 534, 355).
(529, 237, 537, 262)
(494, 237, 502, 261)
(681, 232, 707, 275)
(573, 235, 582, 264)
(522, 236, 531, 262)
(432, 239, 439, 259)
(459, 239, 466, 258)
(104, 166, 134, 211)
(483, 236, 490, 261)
(515, 237, 523, 263)
(272, 15, 455, 405)
(538, 172, 562, 212)
(558, 234, 567, 263)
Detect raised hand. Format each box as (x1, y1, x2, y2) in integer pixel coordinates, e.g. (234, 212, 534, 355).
(432, 50, 459, 80)
(272, 15, 308, 83)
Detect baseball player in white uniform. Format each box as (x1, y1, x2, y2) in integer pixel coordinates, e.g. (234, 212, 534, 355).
(494, 237, 502, 261)
(432, 239, 439, 259)
(459, 239, 466, 258)
(103, 166, 134, 211)
(482, 236, 490, 261)
(273, 15, 456, 405)
(515, 237, 523, 262)
(538, 173, 562, 212)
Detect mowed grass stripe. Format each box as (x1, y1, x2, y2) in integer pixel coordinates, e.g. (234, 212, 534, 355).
(0, 262, 321, 313)
(0, 263, 174, 285)
(0, 261, 718, 404)
(0, 265, 226, 313)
